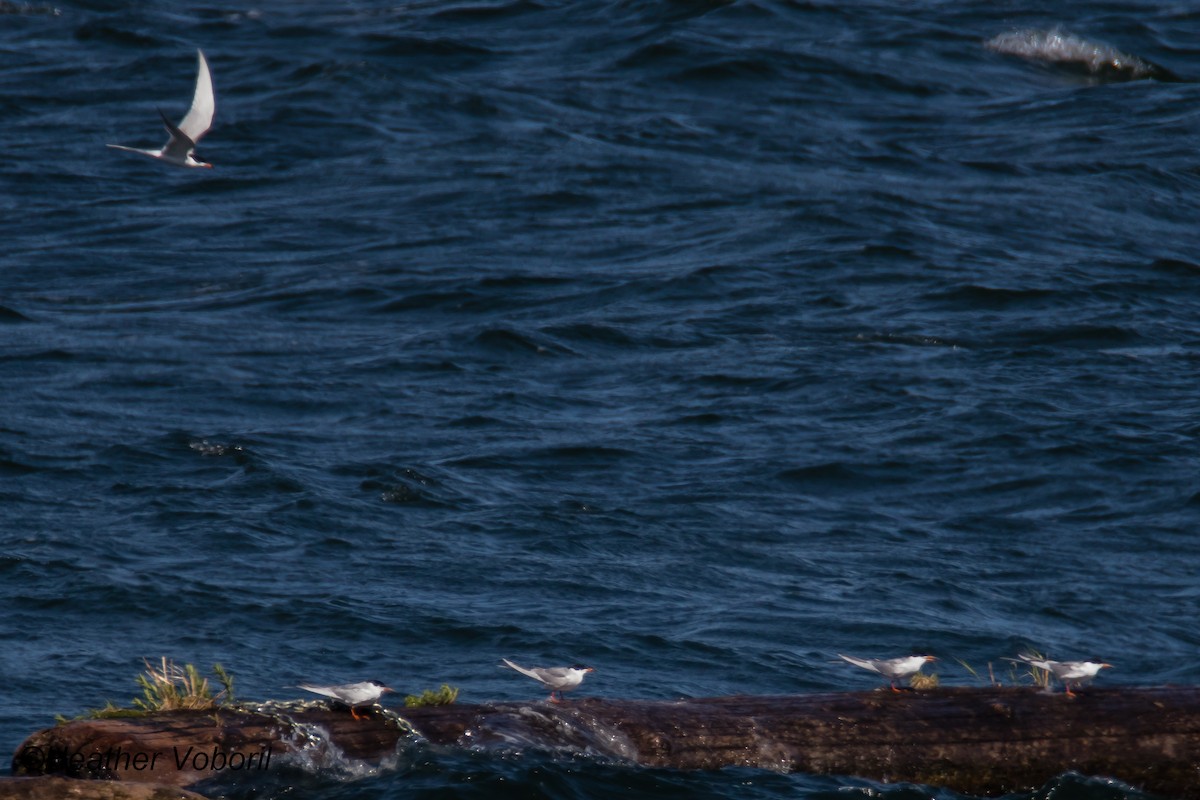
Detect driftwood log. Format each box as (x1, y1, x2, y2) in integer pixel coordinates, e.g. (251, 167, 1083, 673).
(10, 687, 1200, 797)
(0, 775, 209, 799)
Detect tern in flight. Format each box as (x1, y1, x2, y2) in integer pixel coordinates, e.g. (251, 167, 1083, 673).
(108, 49, 215, 169)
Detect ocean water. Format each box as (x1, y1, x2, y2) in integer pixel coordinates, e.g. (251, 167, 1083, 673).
(2, 0, 1200, 797)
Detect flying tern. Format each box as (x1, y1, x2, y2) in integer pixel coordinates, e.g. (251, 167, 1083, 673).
(298, 680, 394, 719)
(108, 49, 215, 169)
(501, 658, 593, 703)
(1013, 653, 1111, 697)
(838, 654, 937, 692)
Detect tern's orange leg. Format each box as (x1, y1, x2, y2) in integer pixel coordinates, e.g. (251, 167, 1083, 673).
(351, 706, 364, 720)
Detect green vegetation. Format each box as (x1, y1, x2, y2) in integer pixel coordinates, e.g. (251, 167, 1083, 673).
(57, 658, 236, 724)
(56, 701, 147, 723)
(1010, 650, 1052, 690)
(132, 658, 235, 711)
(405, 684, 460, 707)
(955, 658, 1000, 686)
(956, 651, 1048, 688)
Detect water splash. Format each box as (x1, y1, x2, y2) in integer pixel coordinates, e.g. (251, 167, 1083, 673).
(455, 703, 639, 764)
(189, 439, 245, 457)
(228, 699, 419, 780)
(984, 28, 1179, 82)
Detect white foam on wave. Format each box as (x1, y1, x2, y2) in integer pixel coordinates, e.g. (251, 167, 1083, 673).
(229, 699, 419, 781)
(984, 28, 1169, 80)
(456, 703, 639, 764)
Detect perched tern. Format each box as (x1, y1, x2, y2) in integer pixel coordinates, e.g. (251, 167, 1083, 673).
(298, 680, 393, 719)
(501, 658, 593, 703)
(838, 654, 937, 692)
(1013, 653, 1111, 697)
(108, 49, 215, 169)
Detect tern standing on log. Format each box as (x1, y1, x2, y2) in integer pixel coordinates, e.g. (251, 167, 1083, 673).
(298, 680, 394, 719)
(1015, 653, 1111, 697)
(838, 654, 937, 692)
(108, 49, 215, 169)
(501, 658, 593, 703)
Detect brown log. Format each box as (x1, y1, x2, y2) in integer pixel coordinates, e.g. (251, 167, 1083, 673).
(0, 775, 209, 799)
(11, 687, 1200, 797)
(8, 706, 405, 787)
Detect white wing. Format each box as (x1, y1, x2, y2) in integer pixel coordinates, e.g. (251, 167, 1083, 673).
(838, 654, 880, 673)
(1016, 654, 1056, 672)
(298, 683, 342, 700)
(178, 49, 215, 144)
(501, 658, 546, 684)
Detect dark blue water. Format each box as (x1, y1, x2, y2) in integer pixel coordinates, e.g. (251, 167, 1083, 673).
(3, 1, 1200, 797)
